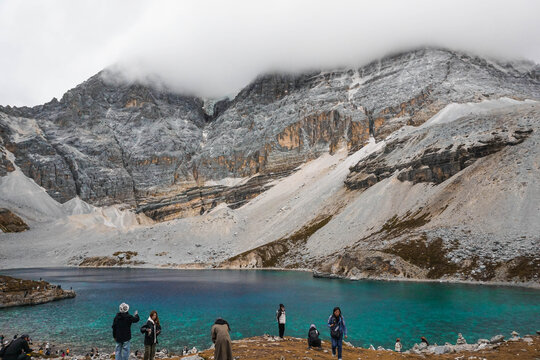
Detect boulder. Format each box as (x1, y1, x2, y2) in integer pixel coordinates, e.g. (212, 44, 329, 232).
(489, 334, 505, 344)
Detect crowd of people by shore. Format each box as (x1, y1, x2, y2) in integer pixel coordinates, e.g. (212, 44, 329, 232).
(0, 302, 353, 360)
(2, 302, 530, 360)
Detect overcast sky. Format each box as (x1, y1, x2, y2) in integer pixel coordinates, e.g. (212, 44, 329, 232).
(1, 0, 539, 106)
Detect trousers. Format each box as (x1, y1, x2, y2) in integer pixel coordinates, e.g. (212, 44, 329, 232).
(115, 341, 130, 360)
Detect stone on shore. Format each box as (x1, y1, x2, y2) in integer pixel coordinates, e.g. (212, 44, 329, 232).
(490, 334, 505, 344)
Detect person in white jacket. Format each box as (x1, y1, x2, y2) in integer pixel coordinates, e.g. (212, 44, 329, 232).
(276, 304, 286, 338)
(394, 338, 402, 352)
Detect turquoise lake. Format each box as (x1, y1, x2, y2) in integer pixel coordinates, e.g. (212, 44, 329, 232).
(0, 268, 539, 353)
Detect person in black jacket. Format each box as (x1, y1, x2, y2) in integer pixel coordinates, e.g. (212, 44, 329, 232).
(140, 310, 161, 360)
(2, 334, 32, 360)
(307, 324, 321, 349)
(112, 303, 139, 360)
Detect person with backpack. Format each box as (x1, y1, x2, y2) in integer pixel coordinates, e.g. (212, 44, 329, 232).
(211, 318, 233, 360)
(1, 334, 32, 360)
(112, 303, 139, 360)
(307, 324, 321, 349)
(327, 307, 347, 360)
(276, 304, 286, 338)
(140, 310, 161, 360)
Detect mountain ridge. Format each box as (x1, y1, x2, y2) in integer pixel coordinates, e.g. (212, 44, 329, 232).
(1, 47, 539, 284)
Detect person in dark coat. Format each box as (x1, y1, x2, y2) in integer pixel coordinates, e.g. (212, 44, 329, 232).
(307, 324, 321, 349)
(112, 303, 139, 360)
(211, 318, 233, 360)
(327, 307, 347, 360)
(2, 334, 32, 360)
(140, 310, 161, 360)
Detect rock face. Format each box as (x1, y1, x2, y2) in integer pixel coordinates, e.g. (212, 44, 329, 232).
(0, 208, 29, 232)
(0, 48, 539, 284)
(1, 48, 538, 221)
(0, 275, 75, 308)
(345, 106, 535, 191)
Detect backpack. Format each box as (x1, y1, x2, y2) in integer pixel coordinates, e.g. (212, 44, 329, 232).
(330, 316, 342, 339)
(330, 326, 341, 339)
(0, 340, 14, 358)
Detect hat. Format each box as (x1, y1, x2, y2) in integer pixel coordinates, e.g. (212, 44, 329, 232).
(119, 303, 129, 313)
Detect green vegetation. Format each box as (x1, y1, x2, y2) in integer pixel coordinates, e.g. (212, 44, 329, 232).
(385, 236, 459, 279)
(226, 215, 333, 268)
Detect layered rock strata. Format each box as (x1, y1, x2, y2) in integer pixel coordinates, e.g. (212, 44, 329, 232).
(0, 48, 538, 220)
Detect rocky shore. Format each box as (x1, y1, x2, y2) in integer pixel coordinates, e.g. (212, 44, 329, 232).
(190, 333, 540, 359)
(0, 275, 75, 308)
(7, 332, 538, 360)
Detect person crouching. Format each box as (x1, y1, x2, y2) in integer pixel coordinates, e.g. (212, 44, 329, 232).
(2, 334, 32, 360)
(307, 324, 321, 349)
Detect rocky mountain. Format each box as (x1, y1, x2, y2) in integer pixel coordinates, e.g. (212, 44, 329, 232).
(1, 48, 539, 284)
(1, 48, 539, 221)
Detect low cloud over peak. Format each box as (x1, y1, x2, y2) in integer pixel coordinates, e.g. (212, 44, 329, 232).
(1, 0, 539, 106)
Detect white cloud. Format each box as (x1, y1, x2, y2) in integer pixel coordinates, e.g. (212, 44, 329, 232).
(1, 0, 539, 106)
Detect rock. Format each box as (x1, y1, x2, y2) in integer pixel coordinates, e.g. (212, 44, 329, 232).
(510, 330, 520, 341)
(431, 345, 452, 354)
(477, 343, 489, 350)
(456, 333, 467, 345)
(489, 335, 504, 344)
(0, 275, 75, 308)
(0, 208, 29, 232)
(1, 48, 538, 222)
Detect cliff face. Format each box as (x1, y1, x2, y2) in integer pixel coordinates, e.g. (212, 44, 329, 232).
(1, 49, 538, 221)
(0, 48, 539, 284)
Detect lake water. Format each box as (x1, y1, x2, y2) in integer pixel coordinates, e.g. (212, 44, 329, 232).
(0, 268, 539, 353)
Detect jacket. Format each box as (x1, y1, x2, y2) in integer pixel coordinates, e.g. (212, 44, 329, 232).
(140, 318, 161, 345)
(2, 338, 31, 360)
(112, 312, 140, 343)
(327, 314, 347, 337)
(308, 327, 320, 341)
(276, 309, 286, 324)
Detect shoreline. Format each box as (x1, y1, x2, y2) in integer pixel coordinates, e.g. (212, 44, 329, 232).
(1, 333, 537, 359)
(2, 264, 539, 290)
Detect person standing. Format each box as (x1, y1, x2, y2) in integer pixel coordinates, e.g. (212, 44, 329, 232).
(394, 338, 402, 352)
(276, 304, 286, 338)
(2, 334, 32, 360)
(140, 310, 161, 360)
(112, 303, 139, 360)
(327, 307, 347, 360)
(211, 318, 233, 360)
